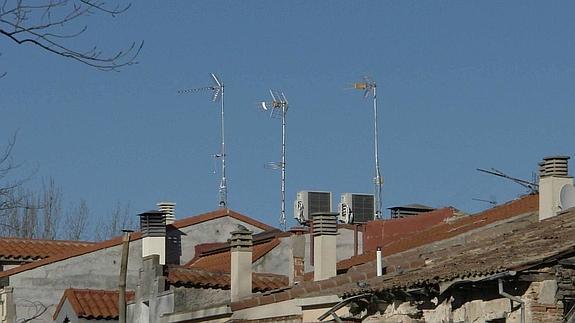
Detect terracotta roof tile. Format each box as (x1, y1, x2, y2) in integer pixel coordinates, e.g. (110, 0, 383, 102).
(0, 238, 95, 261)
(167, 266, 288, 292)
(53, 289, 135, 320)
(0, 208, 273, 279)
(187, 238, 281, 272)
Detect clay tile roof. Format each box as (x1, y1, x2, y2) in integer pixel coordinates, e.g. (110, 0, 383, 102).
(0, 208, 273, 279)
(232, 195, 547, 310)
(305, 194, 539, 280)
(186, 238, 281, 272)
(53, 289, 135, 321)
(166, 266, 289, 292)
(0, 237, 95, 261)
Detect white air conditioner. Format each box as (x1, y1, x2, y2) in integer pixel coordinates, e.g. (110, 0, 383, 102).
(294, 191, 332, 224)
(339, 193, 375, 224)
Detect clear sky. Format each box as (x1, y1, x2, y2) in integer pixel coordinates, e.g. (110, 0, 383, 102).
(1, 1, 574, 232)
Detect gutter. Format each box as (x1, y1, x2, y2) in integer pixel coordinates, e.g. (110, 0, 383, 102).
(498, 279, 525, 323)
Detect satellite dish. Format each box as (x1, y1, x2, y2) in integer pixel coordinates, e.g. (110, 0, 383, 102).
(261, 102, 268, 111)
(560, 184, 575, 210)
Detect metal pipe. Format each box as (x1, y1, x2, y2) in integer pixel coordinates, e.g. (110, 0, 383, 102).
(118, 230, 132, 323)
(498, 279, 525, 323)
(376, 246, 383, 276)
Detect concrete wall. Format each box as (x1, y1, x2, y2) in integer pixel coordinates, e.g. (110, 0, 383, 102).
(178, 217, 267, 264)
(7, 216, 268, 322)
(173, 287, 229, 312)
(253, 238, 292, 276)
(10, 240, 142, 322)
(303, 227, 362, 273)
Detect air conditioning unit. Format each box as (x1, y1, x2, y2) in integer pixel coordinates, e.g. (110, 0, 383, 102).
(339, 193, 375, 224)
(294, 191, 332, 224)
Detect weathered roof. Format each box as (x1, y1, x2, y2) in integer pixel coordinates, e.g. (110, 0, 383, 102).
(53, 288, 135, 320)
(167, 266, 289, 293)
(341, 208, 575, 297)
(0, 208, 274, 279)
(0, 238, 95, 262)
(231, 195, 552, 310)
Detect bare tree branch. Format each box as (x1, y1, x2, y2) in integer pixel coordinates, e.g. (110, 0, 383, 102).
(0, 0, 143, 72)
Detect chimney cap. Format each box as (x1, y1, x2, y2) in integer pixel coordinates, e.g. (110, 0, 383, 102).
(543, 155, 570, 161)
(138, 210, 166, 217)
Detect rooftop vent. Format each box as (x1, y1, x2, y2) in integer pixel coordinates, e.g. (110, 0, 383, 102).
(539, 156, 570, 178)
(388, 204, 435, 219)
(139, 210, 166, 237)
(157, 202, 176, 225)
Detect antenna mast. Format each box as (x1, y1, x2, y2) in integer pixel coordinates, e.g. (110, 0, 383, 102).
(353, 77, 383, 219)
(260, 90, 289, 230)
(179, 73, 228, 208)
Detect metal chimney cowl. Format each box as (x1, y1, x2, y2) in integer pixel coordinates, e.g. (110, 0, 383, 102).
(157, 202, 176, 225)
(139, 210, 166, 265)
(539, 156, 574, 221)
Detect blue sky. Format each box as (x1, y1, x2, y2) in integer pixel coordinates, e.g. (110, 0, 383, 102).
(1, 1, 574, 231)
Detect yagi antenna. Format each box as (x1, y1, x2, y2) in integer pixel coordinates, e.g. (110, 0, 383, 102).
(179, 73, 228, 208)
(259, 89, 289, 230)
(351, 76, 383, 220)
(477, 168, 539, 194)
(472, 197, 497, 206)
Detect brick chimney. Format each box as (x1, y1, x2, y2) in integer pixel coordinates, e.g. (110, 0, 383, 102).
(539, 156, 574, 221)
(230, 226, 253, 302)
(312, 213, 338, 281)
(157, 202, 176, 225)
(289, 227, 307, 285)
(139, 210, 166, 265)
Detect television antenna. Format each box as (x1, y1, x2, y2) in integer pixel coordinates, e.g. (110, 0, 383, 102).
(476, 168, 539, 194)
(179, 73, 228, 208)
(472, 197, 497, 206)
(259, 89, 289, 230)
(351, 76, 383, 219)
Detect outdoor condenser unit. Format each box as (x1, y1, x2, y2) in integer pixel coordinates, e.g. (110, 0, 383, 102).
(339, 193, 375, 224)
(294, 191, 332, 224)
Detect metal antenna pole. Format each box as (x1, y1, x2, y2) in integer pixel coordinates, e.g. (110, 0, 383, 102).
(260, 90, 289, 230)
(372, 84, 383, 219)
(219, 81, 227, 208)
(179, 73, 227, 208)
(353, 77, 383, 219)
(280, 102, 287, 230)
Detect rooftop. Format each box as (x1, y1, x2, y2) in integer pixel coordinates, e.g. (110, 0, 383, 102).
(53, 288, 135, 320)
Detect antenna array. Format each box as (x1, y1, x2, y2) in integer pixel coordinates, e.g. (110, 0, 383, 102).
(179, 73, 228, 208)
(260, 89, 289, 230)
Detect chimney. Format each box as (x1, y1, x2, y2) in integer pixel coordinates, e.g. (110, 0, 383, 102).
(539, 156, 574, 221)
(230, 226, 253, 302)
(312, 212, 338, 281)
(289, 227, 307, 285)
(157, 202, 176, 225)
(139, 210, 166, 265)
